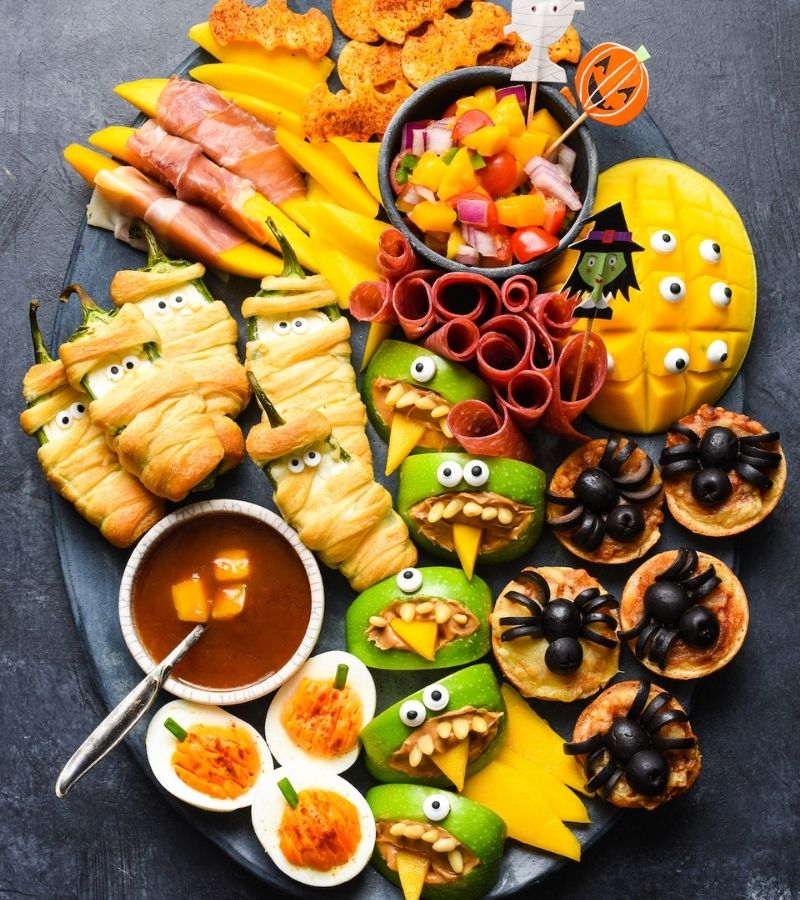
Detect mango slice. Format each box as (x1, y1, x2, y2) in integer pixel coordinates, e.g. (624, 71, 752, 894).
(395, 850, 430, 900)
(362, 322, 395, 372)
(431, 739, 469, 791)
(388, 618, 438, 662)
(172, 576, 210, 623)
(114, 78, 166, 117)
(386, 413, 427, 476)
(309, 231, 382, 309)
(452, 523, 482, 581)
(304, 202, 389, 268)
(218, 90, 304, 135)
(329, 137, 382, 205)
(189, 63, 309, 115)
(497, 748, 589, 823)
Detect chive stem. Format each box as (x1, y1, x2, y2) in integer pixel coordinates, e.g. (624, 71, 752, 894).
(278, 776, 299, 809)
(164, 717, 188, 742)
(334, 664, 349, 690)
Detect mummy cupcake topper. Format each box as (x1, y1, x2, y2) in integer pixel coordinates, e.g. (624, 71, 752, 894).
(506, 0, 586, 85)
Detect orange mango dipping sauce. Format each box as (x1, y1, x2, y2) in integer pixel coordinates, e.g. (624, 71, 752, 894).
(172, 723, 260, 800)
(280, 679, 363, 758)
(132, 513, 312, 690)
(279, 788, 362, 871)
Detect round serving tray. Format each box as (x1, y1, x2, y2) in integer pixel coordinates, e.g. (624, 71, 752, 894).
(51, 24, 743, 900)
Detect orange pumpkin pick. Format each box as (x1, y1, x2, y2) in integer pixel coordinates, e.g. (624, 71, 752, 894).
(575, 42, 650, 126)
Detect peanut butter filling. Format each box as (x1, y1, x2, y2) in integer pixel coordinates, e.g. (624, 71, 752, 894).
(376, 819, 479, 883)
(411, 491, 533, 553)
(389, 706, 502, 778)
(367, 598, 478, 653)
(373, 377, 458, 450)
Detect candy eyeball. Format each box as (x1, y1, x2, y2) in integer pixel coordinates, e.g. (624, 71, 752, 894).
(303, 450, 322, 468)
(169, 294, 186, 309)
(56, 409, 74, 430)
(423, 794, 451, 822)
(288, 457, 305, 474)
(105, 361, 124, 382)
(399, 699, 427, 727)
(396, 568, 423, 593)
(410, 356, 436, 384)
(69, 401, 87, 419)
(659, 276, 686, 303)
(154, 298, 170, 316)
(651, 230, 677, 254)
(706, 339, 729, 364)
(664, 348, 690, 374)
(437, 460, 463, 488)
(422, 684, 449, 712)
(122, 355, 140, 372)
(710, 282, 733, 307)
(291, 318, 309, 335)
(463, 459, 490, 488)
(699, 239, 722, 263)
(274, 320, 292, 335)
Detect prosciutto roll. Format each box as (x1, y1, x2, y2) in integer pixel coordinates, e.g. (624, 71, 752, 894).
(541, 332, 608, 442)
(156, 77, 304, 205)
(422, 319, 481, 363)
(126, 120, 268, 244)
(431, 272, 501, 324)
(446, 400, 534, 464)
(393, 269, 440, 340)
(377, 229, 418, 281)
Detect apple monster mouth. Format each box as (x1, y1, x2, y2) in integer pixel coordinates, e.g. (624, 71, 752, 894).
(376, 819, 478, 883)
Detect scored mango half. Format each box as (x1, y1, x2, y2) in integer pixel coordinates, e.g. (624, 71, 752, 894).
(367, 784, 506, 900)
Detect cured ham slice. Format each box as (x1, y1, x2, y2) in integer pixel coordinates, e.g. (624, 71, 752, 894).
(94, 166, 243, 267)
(393, 269, 439, 340)
(156, 77, 304, 204)
(431, 272, 501, 324)
(127, 120, 267, 244)
(541, 332, 608, 442)
(422, 319, 480, 363)
(377, 229, 418, 281)
(447, 400, 534, 463)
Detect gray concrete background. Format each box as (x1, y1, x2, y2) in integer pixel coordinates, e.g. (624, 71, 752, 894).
(2, 1, 798, 898)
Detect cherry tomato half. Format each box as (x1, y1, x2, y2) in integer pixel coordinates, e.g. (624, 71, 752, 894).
(452, 110, 494, 144)
(511, 226, 559, 263)
(483, 225, 513, 266)
(541, 196, 567, 235)
(478, 151, 518, 196)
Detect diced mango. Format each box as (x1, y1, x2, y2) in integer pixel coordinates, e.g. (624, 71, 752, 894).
(446, 228, 462, 260)
(172, 576, 210, 623)
(507, 131, 550, 165)
(491, 95, 526, 137)
(456, 88, 496, 116)
(213, 584, 247, 620)
(528, 108, 563, 147)
(408, 200, 457, 233)
(213, 549, 250, 582)
(462, 125, 509, 158)
(408, 151, 449, 193)
(496, 193, 546, 228)
(437, 149, 479, 201)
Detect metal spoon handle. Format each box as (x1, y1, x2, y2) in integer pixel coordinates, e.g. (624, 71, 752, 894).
(55, 624, 206, 798)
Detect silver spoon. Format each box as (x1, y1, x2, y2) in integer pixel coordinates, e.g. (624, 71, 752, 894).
(55, 623, 207, 798)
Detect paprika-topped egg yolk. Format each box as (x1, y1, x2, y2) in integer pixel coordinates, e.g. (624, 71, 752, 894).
(278, 788, 362, 871)
(171, 723, 260, 800)
(280, 677, 363, 759)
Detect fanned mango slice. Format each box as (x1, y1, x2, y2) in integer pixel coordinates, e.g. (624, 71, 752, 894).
(386, 413, 427, 476)
(329, 137, 382, 205)
(463, 760, 581, 861)
(500, 683, 589, 796)
(431, 739, 469, 791)
(497, 748, 589, 823)
(114, 78, 166, 117)
(396, 850, 430, 900)
(362, 322, 395, 372)
(388, 618, 438, 661)
(309, 230, 382, 309)
(219, 90, 303, 135)
(452, 523, 482, 581)
(189, 63, 309, 115)
(310, 203, 390, 268)
(306, 177, 338, 206)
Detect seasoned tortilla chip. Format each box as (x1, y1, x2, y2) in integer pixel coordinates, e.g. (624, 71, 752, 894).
(478, 33, 531, 69)
(370, 0, 463, 45)
(560, 85, 578, 106)
(548, 24, 581, 64)
(302, 81, 413, 141)
(209, 0, 333, 61)
(401, 2, 513, 88)
(332, 0, 379, 42)
(338, 41, 406, 91)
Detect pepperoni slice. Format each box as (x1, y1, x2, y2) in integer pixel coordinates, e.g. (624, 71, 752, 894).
(446, 400, 534, 463)
(422, 319, 480, 363)
(393, 269, 440, 340)
(431, 272, 501, 324)
(524, 313, 556, 381)
(349, 279, 397, 323)
(377, 228, 418, 281)
(542, 331, 608, 442)
(530, 290, 578, 342)
(499, 370, 554, 432)
(476, 314, 533, 387)
(501, 274, 539, 314)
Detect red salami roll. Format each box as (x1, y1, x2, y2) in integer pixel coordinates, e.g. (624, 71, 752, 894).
(524, 313, 556, 381)
(377, 228, 418, 281)
(531, 290, 577, 343)
(394, 269, 440, 340)
(542, 331, 608, 442)
(446, 400, 534, 464)
(501, 274, 539, 314)
(423, 319, 481, 363)
(476, 314, 533, 387)
(431, 272, 501, 324)
(499, 370, 554, 432)
(349, 279, 397, 323)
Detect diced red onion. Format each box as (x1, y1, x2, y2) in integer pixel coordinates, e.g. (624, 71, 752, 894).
(402, 119, 430, 153)
(524, 155, 566, 181)
(558, 145, 576, 178)
(398, 182, 438, 207)
(495, 84, 528, 108)
(412, 130, 426, 157)
(529, 167, 582, 211)
(425, 126, 453, 155)
(463, 225, 499, 258)
(456, 197, 490, 228)
(455, 245, 480, 266)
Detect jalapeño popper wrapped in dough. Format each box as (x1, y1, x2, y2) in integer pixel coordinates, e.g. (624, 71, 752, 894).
(246, 404, 416, 592)
(59, 285, 244, 501)
(20, 301, 164, 547)
(244, 222, 371, 464)
(109, 223, 250, 418)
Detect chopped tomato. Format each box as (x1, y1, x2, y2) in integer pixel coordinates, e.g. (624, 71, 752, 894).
(478, 151, 518, 196)
(484, 225, 513, 266)
(511, 226, 559, 263)
(447, 191, 499, 231)
(541, 196, 567, 235)
(452, 110, 494, 144)
(443, 101, 458, 118)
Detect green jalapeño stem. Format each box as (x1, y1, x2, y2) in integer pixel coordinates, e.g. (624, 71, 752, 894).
(278, 776, 299, 809)
(164, 717, 188, 742)
(334, 664, 349, 690)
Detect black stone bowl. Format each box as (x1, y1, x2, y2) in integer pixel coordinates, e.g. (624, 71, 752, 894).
(378, 66, 598, 280)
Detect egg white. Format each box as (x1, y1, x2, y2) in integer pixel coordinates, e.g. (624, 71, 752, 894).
(251, 765, 376, 887)
(265, 650, 376, 775)
(146, 700, 273, 812)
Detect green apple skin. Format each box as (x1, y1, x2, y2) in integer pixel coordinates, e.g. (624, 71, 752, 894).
(360, 664, 506, 787)
(397, 452, 546, 565)
(362, 340, 492, 443)
(367, 783, 506, 900)
(344, 567, 491, 670)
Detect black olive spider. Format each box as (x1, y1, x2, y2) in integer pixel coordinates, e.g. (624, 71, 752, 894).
(564, 680, 696, 797)
(547, 434, 662, 551)
(498, 569, 619, 675)
(660, 421, 782, 507)
(618, 548, 721, 669)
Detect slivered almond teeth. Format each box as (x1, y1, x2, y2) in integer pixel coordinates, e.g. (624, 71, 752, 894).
(428, 501, 446, 523)
(435, 602, 452, 624)
(396, 390, 418, 409)
(433, 837, 458, 854)
(441, 421, 454, 439)
(415, 601, 434, 615)
(463, 501, 483, 517)
(422, 829, 440, 844)
(453, 718, 470, 741)
(369, 615, 387, 627)
(431, 405, 449, 418)
(414, 396, 437, 410)
(448, 849, 464, 874)
(390, 822, 407, 837)
(400, 602, 416, 622)
(471, 715, 488, 734)
(481, 506, 498, 521)
(443, 499, 463, 519)
(437, 720, 453, 739)
(453, 613, 469, 625)
(409, 746, 423, 768)
(385, 384, 405, 406)
(405, 824, 426, 840)
(418, 734, 435, 756)
(497, 508, 514, 525)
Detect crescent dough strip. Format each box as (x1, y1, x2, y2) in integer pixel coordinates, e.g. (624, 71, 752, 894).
(110, 262, 207, 303)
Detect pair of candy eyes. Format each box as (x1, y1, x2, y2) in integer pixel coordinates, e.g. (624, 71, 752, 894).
(55, 401, 87, 430)
(105, 356, 142, 382)
(660, 340, 729, 373)
(400, 685, 450, 725)
(273, 318, 311, 335)
(651, 233, 723, 263)
(438, 460, 490, 488)
(153, 295, 188, 314)
(286, 450, 322, 473)
(658, 277, 732, 308)
(530, 4, 562, 11)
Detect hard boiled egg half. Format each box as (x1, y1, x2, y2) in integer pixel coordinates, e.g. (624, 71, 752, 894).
(251, 766, 375, 887)
(265, 650, 376, 775)
(146, 700, 273, 812)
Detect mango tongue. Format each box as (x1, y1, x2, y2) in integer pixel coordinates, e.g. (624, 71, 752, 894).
(396, 850, 430, 900)
(431, 738, 469, 792)
(452, 523, 482, 580)
(385, 412, 427, 475)
(388, 618, 438, 661)
(361, 320, 394, 371)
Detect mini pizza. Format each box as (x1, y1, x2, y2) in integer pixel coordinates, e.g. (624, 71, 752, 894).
(618, 548, 749, 680)
(565, 680, 702, 810)
(547, 434, 663, 564)
(659, 404, 786, 536)
(491, 566, 619, 702)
